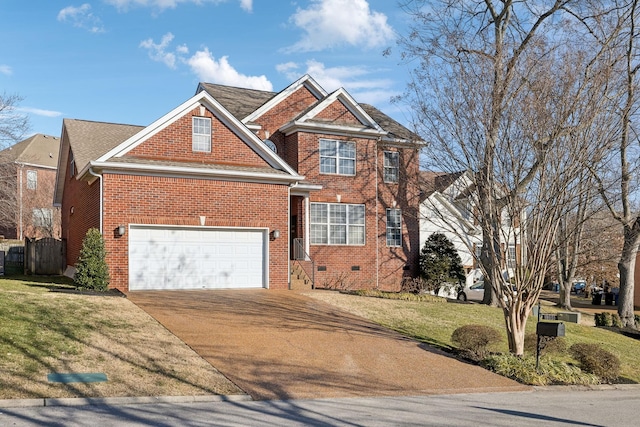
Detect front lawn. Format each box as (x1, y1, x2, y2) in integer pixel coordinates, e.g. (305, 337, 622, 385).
(0, 276, 243, 399)
(305, 290, 640, 385)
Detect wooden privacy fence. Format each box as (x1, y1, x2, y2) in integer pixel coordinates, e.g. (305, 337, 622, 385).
(25, 237, 66, 275)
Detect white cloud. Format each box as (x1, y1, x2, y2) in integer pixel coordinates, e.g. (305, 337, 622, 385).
(286, 0, 395, 52)
(140, 33, 178, 68)
(140, 33, 272, 90)
(187, 48, 272, 91)
(105, 0, 250, 12)
(0, 65, 12, 76)
(239, 0, 252, 12)
(57, 4, 105, 33)
(16, 107, 63, 118)
(277, 59, 397, 105)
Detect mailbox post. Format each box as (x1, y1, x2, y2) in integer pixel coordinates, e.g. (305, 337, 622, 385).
(535, 301, 565, 371)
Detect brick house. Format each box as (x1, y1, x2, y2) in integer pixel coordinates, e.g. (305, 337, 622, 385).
(0, 134, 61, 240)
(54, 75, 422, 292)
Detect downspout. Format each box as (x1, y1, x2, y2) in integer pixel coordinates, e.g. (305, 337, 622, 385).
(287, 181, 297, 290)
(88, 167, 103, 234)
(18, 163, 23, 240)
(375, 137, 380, 289)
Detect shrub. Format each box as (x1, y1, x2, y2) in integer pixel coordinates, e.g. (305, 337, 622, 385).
(611, 313, 623, 328)
(418, 233, 465, 294)
(524, 333, 567, 356)
(483, 354, 600, 386)
(451, 324, 501, 361)
(74, 228, 110, 292)
(569, 343, 621, 383)
(595, 312, 612, 327)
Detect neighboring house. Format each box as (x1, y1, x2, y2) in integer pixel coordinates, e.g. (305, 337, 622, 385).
(0, 134, 61, 240)
(419, 170, 521, 284)
(54, 75, 422, 292)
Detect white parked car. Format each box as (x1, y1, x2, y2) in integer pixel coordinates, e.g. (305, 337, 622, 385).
(457, 281, 485, 302)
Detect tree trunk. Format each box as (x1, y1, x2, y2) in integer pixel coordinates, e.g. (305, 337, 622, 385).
(504, 307, 528, 356)
(559, 282, 572, 310)
(618, 221, 640, 328)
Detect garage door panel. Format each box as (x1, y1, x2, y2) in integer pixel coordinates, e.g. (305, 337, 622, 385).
(129, 226, 266, 291)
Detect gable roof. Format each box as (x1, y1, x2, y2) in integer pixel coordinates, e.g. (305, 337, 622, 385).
(196, 82, 276, 119)
(0, 133, 61, 169)
(420, 171, 465, 200)
(64, 119, 144, 174)
(197, 76, 422, 144)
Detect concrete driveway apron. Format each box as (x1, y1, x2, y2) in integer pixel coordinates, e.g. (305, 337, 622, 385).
(128, 290, 529, 400)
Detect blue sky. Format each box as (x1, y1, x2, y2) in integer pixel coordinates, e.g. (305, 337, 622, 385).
(1, 0, 414, 139)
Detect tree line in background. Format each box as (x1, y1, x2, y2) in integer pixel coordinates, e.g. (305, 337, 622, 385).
(399, 0, 640, 354)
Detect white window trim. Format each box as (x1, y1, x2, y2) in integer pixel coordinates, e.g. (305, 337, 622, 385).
(383, 151, 399, 183)
(386, 208, 402, 247)
(319, 138, 356, 176)
(192, 116, 212, 152)
(310, 202, 365, 245)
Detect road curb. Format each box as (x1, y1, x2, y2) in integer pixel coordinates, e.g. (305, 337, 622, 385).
(0, 394, 252, 409)
(533, 384, 640, 392)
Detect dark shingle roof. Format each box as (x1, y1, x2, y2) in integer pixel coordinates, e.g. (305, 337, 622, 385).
(199, 82, 421, 142)
(198, 82, 276, 119)
(420, 171, 465, 201)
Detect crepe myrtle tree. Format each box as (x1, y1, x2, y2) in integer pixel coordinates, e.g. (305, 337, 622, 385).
(419, 233, 465, 294)
(399, 0, 614, 354)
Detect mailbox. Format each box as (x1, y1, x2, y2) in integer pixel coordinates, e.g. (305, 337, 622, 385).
(537, 321, 565, 337)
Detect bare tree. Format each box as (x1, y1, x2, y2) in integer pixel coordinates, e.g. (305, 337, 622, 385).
(587, 0, 640, 328)
(0, 93, 29, 149)
(399, 0, 613, 354)
(0, 93, 30, 238)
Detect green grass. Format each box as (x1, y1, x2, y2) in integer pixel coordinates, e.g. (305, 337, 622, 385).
(311, 291, 640, 384)
(0, 276, 114, 379)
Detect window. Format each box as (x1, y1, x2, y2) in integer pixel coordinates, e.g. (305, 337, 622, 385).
(507, 245, 517, 269)
(26, 170, 37, 190)
(69, 151, 75, 177)
(310, 203, 365, 245)
(383, 151, 399, 183)
(319, 139, 355, 175)
(192, 117, 211, 152)
(32, 208, 52, 227)
(386, 208, 402, 247)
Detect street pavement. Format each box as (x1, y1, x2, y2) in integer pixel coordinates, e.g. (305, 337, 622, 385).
(1, 386, 638, 426)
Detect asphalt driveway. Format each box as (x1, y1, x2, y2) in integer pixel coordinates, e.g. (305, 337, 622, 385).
(128, 290, 529, 400)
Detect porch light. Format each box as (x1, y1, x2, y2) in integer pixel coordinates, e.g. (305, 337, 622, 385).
(271, 229, 281, 239)
(117, 225, 126, 236)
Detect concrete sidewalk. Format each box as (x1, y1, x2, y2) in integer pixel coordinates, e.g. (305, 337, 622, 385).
(128, 290, 529, 400)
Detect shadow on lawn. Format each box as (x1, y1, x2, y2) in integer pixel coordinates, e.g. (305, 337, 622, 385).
(0, 288, 240, 399)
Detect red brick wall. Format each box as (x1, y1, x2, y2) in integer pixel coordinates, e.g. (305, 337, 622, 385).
(255, 86, 319, 141)
(313, 100, 361, 125)
(61, 146, 101, 268)
(20, 166, 61, 239)
(290, 131, 420, 291)
(101, 174, 289, 292)
(128, 106, 267, 168)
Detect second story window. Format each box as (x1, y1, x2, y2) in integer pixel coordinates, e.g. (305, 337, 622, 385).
(26, 170, 37, 190)
(319, 139, 355, 175)
(383, 151, 399, 183)
(192, 117, 211, 152)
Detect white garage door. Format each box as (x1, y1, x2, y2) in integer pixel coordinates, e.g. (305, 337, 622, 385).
(129, 226, 267, 290)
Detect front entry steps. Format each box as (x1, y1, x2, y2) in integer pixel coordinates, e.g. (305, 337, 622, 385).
(290, 263, 313, 290)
